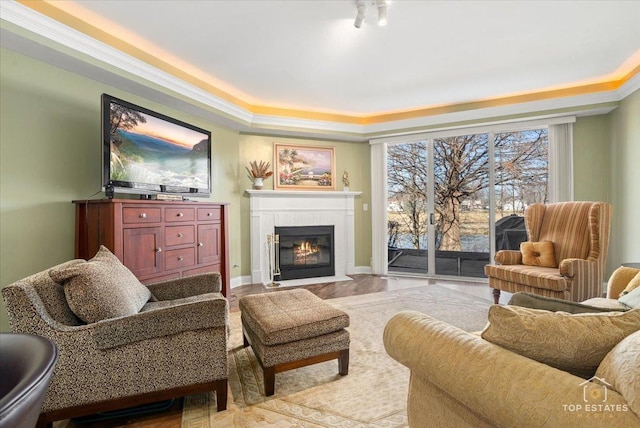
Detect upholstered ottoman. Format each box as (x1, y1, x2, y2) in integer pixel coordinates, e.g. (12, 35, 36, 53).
(239, 288, 350, 396)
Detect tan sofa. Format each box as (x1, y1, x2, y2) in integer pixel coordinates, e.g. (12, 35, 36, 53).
(383, 275, 639, 427)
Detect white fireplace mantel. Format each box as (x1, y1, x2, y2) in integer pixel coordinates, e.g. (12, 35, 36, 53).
(247, 189, 361, 285)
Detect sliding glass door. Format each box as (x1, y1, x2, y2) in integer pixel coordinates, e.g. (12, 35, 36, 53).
(493, 129, 549, 252)
(432, 134, 490, 276)
(387, 141, 430, 274)
(386, 128, 548, 279)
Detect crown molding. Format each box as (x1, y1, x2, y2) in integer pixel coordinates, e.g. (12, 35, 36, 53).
(617, 69, 640, 99)
(363, 91, 622, 136)
(0, 1, 253, 122)
(1, 0, 637, 142)
(251, 113, 366, 136)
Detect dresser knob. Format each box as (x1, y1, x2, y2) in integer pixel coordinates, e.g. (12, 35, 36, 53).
(178, 233, 183, 238)
(178, 256, 184, 261)
(177, 212, 184, 217)
(207, 212, 213, 216)
(155, 247, 162, 253)
(139, 213, 147, 219)
(198, 242, 204, 247)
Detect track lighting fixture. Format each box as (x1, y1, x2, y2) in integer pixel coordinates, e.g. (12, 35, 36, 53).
(377, 0, 388, 26)
(354, 1, 366, 28)
(354, 0, 389, 29)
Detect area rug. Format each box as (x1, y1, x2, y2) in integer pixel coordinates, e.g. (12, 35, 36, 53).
(182, 284, 492, 427)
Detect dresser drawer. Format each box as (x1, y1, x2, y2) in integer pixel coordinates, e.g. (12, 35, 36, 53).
(122, 207, 162, 224)
(165, 247, 196, 270)
(198, 207, 221, 221)
(165, 208, 195, 222)
(165, 225, 195, 246)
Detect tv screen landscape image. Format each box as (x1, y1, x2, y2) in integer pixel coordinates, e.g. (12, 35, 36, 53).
(102, 94, 212, 197)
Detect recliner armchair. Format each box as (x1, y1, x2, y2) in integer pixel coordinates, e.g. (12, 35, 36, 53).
(485, 201, 612, 304)
(2, 265, 228, 428)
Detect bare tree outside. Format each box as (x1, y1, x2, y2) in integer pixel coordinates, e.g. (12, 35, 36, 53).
(387, 142, 428, 249)
(433, 134, 490, 251)
(387, 129, 548, 254)
(494, 130, 549, 217)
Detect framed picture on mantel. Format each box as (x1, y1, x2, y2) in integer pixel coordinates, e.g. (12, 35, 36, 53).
(274, 144, 336, 191)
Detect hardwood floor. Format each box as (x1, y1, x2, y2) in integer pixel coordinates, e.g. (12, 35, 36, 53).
(228, 274, 443, 312)
(229, 274, 513, 310)
(54, 274, 502, 428)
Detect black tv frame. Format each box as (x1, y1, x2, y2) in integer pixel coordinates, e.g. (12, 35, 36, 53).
(101, 94, 212, 199)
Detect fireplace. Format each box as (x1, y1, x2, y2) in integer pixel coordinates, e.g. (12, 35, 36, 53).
(248, 190, 359, 285)
(275, 225, 335, 280)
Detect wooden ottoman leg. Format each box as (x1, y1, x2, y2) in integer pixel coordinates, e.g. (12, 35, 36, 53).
(492, 288, 501, 304)
(215, 379, 228, 411)
(263, 366, 276, 396)
(338, 349, 349, 376)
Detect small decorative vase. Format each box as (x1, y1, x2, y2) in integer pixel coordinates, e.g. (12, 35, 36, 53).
(253, 178, 264, 190)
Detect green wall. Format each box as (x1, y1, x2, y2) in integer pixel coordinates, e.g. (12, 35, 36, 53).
(571, 91, 640, 273)
(0, 48, 372, 331)
(0, 48, 244, 330)
(609, 89, 640, 271)
(573, 115, 611, 203)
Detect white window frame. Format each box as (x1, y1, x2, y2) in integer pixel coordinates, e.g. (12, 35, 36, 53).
(369, 115, 575, 276)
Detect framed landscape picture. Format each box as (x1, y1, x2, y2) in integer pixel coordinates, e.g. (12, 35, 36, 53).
(274, 144, 336, 190)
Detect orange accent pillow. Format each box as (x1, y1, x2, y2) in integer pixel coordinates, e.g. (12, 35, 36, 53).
(520, 241, 558, 268)
(620, 271, 640, 297)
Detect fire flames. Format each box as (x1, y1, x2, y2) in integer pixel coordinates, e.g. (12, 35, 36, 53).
(295, 241, 319, 264)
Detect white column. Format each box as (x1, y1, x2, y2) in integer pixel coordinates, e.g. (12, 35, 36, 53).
(548, 123, 574, 202)
(249, 192, 266, 284)
(345, 195, 356, 274)
(370, 142, 388, 275)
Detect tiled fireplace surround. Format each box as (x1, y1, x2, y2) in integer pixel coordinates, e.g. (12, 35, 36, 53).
(247, 190, 360, 285)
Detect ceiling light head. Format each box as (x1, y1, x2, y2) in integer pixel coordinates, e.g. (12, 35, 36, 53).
(377, 0, 388, 26)
(354, 0, 389, 29)
(354, 1, 366, 29)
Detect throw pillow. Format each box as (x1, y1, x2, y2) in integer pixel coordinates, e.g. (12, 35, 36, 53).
(609, 266, 640, 298)
(520, 241, 557, 268)
(595, 331, 640, 417)
(49, 245, 151, 323)
(508, 292, 627, 314)
(619, 286, 640, 310)
(481, 305, 640, 378)
(621, 271, 640, 297)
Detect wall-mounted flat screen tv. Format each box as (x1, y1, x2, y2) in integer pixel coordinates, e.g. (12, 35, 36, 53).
(102, 94, 211, 198)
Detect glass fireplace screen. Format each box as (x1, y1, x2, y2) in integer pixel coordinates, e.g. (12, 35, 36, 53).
(275, 225, 335, 280)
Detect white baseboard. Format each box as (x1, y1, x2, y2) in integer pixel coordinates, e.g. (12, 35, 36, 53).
(231, 275, 252, 288)
(354, 266, 372, 274)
